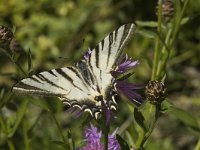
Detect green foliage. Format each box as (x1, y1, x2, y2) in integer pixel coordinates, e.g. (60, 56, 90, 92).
(116, 134, 130, 150)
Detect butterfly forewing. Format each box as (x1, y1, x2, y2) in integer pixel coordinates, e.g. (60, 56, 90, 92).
(13, 23, 136, 117)
(89, 24, 136, 72)
(13, 67, 92, 99)
(87, 23, 136, 96)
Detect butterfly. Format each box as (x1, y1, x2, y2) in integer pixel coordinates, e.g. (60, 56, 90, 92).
(13, 23, 137, 118)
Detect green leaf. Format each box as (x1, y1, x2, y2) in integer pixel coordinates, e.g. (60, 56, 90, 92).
(30, 97, 49, 111)
(50, 140, 66, 148)
(8, 99, 29, 137)
(116, 134, 130, 150)
(117, 71, 135, 81)
(68, 129, 75, 150)
(0, 91, 13, 109)
(180, 17, 190, 25)
(136, 21, 158, 28)
(168, 106, 200, 133)
(134, 108, 147, 132)
(136, 29, 156, 39)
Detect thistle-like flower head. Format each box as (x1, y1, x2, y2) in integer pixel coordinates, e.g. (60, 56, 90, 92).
(111, 54, 144, 106)
(78, 124, 120, 150)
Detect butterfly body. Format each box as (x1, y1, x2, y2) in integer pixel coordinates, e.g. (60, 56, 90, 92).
(13, 23, 136, 117)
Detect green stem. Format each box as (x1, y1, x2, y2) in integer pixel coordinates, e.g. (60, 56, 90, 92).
(136, 104, 155, 149)
(194, 138, 200, 150)
(170, 0, 189, 50)
(0, 114, 15, 150)
(135, 130, 145, 149)
(0, 47, 27, 76)
(7, 139, 15, 150)
(151, 0, 162, 80)
(156, 28, 172, 79)
(141, 104, 161, 147)
(156, 0, 189, 80)
(49, 111, 70, 149)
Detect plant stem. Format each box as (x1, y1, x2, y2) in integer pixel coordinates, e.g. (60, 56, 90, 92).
(170, 0, 188, 50)
(100, 100, 109, 150)
(104, 125, 109, 150)
(7, 139, 15, 150)
(0, 115, 15, 150)
(157, 0, 189, 80)
(0, 47, 27, 76)
(103, 112, 109, 150)
(151, 0, 162, 80)
(194, 138, 200, 150)
(156, 28, 172, 79)
(49, 111, 70, 149)
(141, 104, 161, 147)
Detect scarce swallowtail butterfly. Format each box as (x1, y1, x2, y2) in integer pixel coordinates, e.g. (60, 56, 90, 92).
(13, 23, 136, 118)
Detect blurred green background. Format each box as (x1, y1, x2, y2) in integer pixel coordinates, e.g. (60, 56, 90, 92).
(0, 0, 200, 150)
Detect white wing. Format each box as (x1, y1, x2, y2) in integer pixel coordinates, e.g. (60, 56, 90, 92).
(13, 67, 95, 100)
(13, 23, 136, 117)
(87, 23, 136, 94)
(13, 66, 103, 116)
(89, 23, 136, 72)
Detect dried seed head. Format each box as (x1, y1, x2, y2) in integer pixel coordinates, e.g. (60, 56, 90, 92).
(157, 0, 174, 22)
(145, 80, 166, 104)
(9, 38, 23, 53)
(0, 25, 13, 46)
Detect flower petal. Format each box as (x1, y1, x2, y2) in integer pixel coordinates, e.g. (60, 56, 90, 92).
(116, 80, 144, 106)
(83, 48, 92, 60)
(111, 54, 139, 78)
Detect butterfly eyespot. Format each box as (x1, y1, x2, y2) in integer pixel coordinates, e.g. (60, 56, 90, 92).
(94, 95, 103, 101)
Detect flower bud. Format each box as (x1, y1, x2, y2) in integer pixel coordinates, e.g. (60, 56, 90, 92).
(157, 0, 174, 22)
(145, 80, 166, 104)
(0, 25, 13, 46)
(9, 38, 23, 53)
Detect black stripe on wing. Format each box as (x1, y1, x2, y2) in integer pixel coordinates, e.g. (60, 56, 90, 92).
(75, 60, 100, 91)
(67, 66, 90, 91)
(48, 70, 57, 77)
(55, 68, 86, 93)
(13, 81, 62, 97)
(35, 73, 67, 91)
(29, 76, 41, 83)
(106, 31, 114, 68)
(88, 23, 135, 72)
(95, 45, 99, 68)
(117, 24, 135, 59)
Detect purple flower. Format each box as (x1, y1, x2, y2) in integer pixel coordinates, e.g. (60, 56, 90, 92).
(115, 80, 144, 106)
(79, 124, 120, 150)
(84, 48, 92, 60)
(111, 54, 144, 106)
(80, 124, 104, 150)
(111, 54, 139, 78)
(108, 129, 120, 150)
